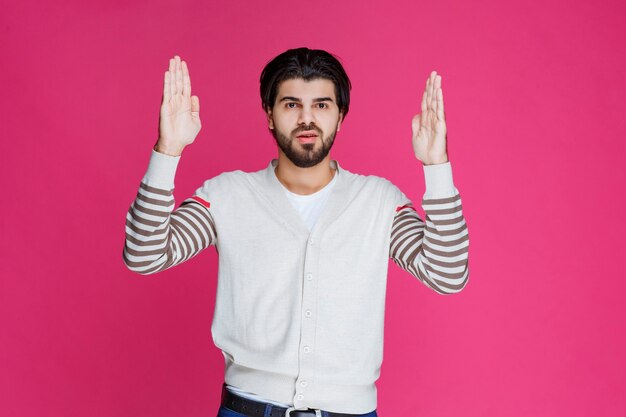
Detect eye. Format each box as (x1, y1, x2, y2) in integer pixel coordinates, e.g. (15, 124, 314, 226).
(286, 102, 298, 108)
(317, 103, 327, 109)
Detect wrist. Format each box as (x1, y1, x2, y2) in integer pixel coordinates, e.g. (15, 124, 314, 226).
(422, 158, 449, 166)
(154, 142, 184, 157)
(423, 160, 456, 198)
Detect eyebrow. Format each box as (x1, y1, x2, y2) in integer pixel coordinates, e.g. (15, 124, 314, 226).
(279, 96, 335, 103)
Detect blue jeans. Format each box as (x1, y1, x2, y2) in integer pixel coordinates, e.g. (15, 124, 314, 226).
(217, 405, 378, 417)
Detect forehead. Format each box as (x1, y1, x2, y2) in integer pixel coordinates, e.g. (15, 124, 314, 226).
(276, 78, 336, 100)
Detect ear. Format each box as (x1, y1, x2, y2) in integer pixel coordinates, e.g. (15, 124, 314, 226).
(337, 112, 344, 132)
(266, 108, 274, 130)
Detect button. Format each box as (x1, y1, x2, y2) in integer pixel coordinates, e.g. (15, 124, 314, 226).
(306, 273, 313, 281)
(308, 238, 315, 245)
(303, 346, 311, 353)
(305, 310, 312, 317)
(297, 394, 304, 400)
(300, 380, 308, 387)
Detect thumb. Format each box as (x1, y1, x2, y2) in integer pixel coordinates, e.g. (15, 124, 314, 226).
(411, 114, 420, 134)
(191, 96, 200, 114)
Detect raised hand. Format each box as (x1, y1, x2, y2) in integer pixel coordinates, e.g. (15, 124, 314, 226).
(411, 71, 449, 166)
(154, 55, 201, 157)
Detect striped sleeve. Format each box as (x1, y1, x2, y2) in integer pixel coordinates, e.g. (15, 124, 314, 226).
(122, 149, 217, 275)
(389, 162, 469, 295)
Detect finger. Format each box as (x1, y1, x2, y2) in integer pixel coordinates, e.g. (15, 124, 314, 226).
(431, 75, 441, 115)
(175, 56, 183, 96)
(436, 76, 445, 121)
(425, 76, 432, 114)
(169, 58, 175, 98)
(182, 60, 191, 98)
(420, 87, 427, 116)
(163, 71, 171, 102)
(429, 71, 437, 112)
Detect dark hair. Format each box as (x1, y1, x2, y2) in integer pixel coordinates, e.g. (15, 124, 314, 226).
(260, 47, 352, 119)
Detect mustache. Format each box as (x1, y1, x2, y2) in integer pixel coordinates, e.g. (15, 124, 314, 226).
(294, 125, 321, 135)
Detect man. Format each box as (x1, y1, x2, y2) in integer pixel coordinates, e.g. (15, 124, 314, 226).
(123, 48, 469, 417)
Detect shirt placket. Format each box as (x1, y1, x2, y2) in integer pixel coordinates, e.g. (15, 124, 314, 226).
(291, 234, 319, 409)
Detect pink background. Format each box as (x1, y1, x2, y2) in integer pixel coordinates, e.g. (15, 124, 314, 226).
(1, 0, 624, 416)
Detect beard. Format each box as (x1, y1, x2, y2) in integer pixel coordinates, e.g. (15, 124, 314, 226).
(270, 124, 338, 168)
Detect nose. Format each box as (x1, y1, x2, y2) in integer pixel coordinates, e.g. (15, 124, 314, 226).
(297, 105, 315, 126)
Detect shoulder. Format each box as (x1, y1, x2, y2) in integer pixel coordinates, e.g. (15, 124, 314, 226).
(348, 170, 403, 194)
(342, 167, 411, 208)
(192, 166, 261, 198)
(373, 176, 410, 206)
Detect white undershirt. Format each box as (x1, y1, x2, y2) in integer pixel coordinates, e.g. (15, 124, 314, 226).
(279, 167, 338, 232)
(224, 167, 338, 406)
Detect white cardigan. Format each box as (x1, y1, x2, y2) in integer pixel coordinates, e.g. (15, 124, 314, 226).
(123, 150, 470, 414)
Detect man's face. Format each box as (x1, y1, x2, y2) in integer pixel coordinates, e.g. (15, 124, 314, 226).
(267, 78, 343, 168)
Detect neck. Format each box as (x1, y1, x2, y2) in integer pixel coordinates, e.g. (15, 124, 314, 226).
(274, 152, 336, 195)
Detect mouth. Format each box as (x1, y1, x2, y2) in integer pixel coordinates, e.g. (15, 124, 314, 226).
(296, 131, 319, 144)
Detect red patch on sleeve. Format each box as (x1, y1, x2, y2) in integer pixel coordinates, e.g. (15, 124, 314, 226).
(190, 195, 211, 208)
(395, 204, 416, 212)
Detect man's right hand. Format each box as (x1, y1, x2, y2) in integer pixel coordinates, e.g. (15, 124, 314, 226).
(154, 55, 201, 157)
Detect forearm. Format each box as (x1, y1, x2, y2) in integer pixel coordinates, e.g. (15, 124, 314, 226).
(390, 162, 469, 294)
(122, 150, 217, 274)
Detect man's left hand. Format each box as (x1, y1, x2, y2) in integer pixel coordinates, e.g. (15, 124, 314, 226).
(412, 71, 449, 166)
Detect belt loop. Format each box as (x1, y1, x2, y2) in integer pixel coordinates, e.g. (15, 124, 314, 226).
(264, 403, 273, 417)
(221, 382, 227, 405)
(314, 410, 322, 417)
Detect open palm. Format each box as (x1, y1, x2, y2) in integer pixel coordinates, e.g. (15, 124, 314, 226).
(411, 71, 448, 165)
(157, 55, 201, 156)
